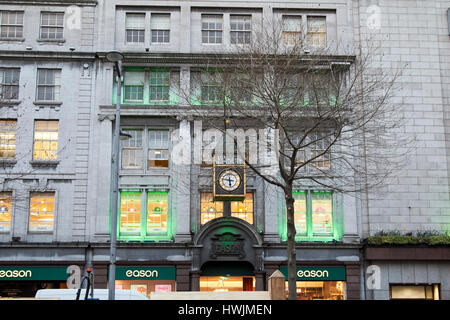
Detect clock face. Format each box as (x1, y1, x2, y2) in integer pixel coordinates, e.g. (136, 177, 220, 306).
(218, 169, 241, 191)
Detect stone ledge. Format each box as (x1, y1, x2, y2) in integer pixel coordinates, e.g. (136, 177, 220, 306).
(365, 247, 450, 260)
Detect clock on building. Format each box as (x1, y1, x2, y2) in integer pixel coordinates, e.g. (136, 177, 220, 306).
(213, 164, 246, 201)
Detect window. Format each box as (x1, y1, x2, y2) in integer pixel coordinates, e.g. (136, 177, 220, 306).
(118, 190, 170, 239)
(126, 13, 145, 43)
(148, 129, 169, 168)
(390, 285, 440, 300)
(201, 72, 222, 104)
(0, 11, 23, 39)
(0, 192, 12, 232)
(200, 193, 223, 224)
(292, 191, 334, 239)
(282, 16, 302, 45)
(124, 71, 144, 102)
(29, 192, 55, 232)
(119, 191, 141, 235)
(0, 120, 16, 160)
(309, 132, 331, 169)
(150, 70, 170, 102)
(146, 191, 168, 234)
(36, 69, 61, 101)
(151, 13, 170, 43)
(200, 192, 254, 225)
(307, 16, 326, 47)
(231, 193, 253, 224)
(40, 12, 64, 40)
(230, 15, 251, 44)
(202, 14, 222, 44)
(121, 129, 143, 169)
(33, 120, 58, 161)
(0, 68, 20, 100)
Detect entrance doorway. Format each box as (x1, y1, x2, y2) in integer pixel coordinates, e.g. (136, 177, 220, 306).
(199, 261, 255, 292)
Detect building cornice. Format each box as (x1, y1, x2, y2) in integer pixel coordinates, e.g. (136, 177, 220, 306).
(0, 50, 97, 61)
(0, 0, 97, 6)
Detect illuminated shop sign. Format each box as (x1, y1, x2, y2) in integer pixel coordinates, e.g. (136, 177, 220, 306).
(0, 267, 70, 281)
(280, 266, 346, 281)
(116, 266, 176, 280)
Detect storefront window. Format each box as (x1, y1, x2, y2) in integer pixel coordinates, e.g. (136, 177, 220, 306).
(293, 192, 307, 235)
(311, 192, 333, 235)
(147, 191, 168, 234)
(200, 276, 255, 292)
(29, 192, 55, 232)
(287, 281, 345, 300)
(390, 284, 440, 300)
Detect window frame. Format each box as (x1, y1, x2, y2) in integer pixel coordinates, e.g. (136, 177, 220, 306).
(201, 14, 223, 45)
(230, 14, 252, 45)
(0, 191, 12, 233)
(36, 68, 62, 102)
(200, 192, 254, 226)
(39, 11, 65, 41)
(0, 119, 17, 160)
(125, 12, 146, 44)
(117, 189, 171, 241)
(28, 191, 56, 233)
(120, 126, 171, 172)
(389, 284, 440, 300)
(0, 11, 24, 39)
(282, 15, 302, 46)
(150, 13, 171, 44)
(0, 68, 20, 100)
(32, 120, 59, 161)
(306, 15, 327, 47)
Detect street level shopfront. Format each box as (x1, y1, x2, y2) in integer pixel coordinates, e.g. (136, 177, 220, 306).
(113, 266, 176, 298)
(280, 266, 347, 300)
(0, 266, 71, 298)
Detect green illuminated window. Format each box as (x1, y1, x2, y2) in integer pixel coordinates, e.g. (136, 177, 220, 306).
(290, 191, 335, 241)
(118, 190, 171, 240)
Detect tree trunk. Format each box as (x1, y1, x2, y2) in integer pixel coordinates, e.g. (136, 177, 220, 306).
(285, 185, 297, 300)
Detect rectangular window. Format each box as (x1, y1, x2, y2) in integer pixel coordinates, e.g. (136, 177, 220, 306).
(151, 13, 170, 43)
(149, 70, 170, 102)
(36, 69, 61, 101)
(33, 120, 58, 161)
(311, 192, 333, 235)
(148, 130, 169, 168)
(0, 120, 16, 159)
(126, 13, 145, 43)
(40, 12, 64, 40)
(282, 16, 302, 45)
(309, 132, 331, 169)
(0, 192, 12, 232)
(147, 191, 168, 234)
(29, 192, 55, 232)
(119, 191, 141, 235)
(124, 71, 144, 102)
(390, 285, 440, 300)
(293, 192, 307, 235)
(121, 129, 143, 169)
(231, 193, 254, 224)
(0, 68, 20, 100)
(230, 15, 251, 44)
(202, 14, 222, 44)
(200, 193, 223, 224)
(0, 11, 23, 39)
(307, 16, 326, 47)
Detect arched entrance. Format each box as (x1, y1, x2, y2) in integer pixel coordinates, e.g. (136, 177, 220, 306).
(191, 217, 265, 291)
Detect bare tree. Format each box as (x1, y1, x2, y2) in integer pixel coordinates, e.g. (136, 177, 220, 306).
(178, 18, 410, 299)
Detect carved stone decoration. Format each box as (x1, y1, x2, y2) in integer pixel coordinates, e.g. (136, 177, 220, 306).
(210, 232, 245, 259)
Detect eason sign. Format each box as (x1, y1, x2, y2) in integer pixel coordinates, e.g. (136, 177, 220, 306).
(280, 266, 346, 281)
(116, 266, 176, 280)
(0, 267, 70, 281)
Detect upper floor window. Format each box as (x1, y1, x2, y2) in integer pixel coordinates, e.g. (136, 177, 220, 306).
(202, 14, 222, 44)
(200, 72, 222, 104)
(40, 12, 64, 40)
(200, 192, 254, 225)
(126, 13, 145, 44)
(124, 71, 144, 102)
(29, 192, 55, 232)
(33, 120, 58, 161)
(282, 15, 302, 45)
(306, 16, 326, 47)
(0, 68, 20, 100)
(309, 132, 331, 169)
(0, 11, 24, 39)
(150, 70, 170, 102)
(0, 192, 12, 232)
(0, 120, 17, 160)
(230, 15, 251, 44)
(121, 128, 170, 170)
(151, 13, 170, 43)
(293, 191, 333, 239)
(36, 69, 61, 101)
